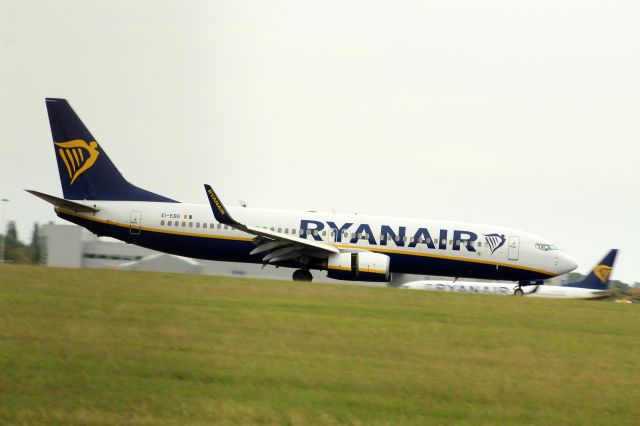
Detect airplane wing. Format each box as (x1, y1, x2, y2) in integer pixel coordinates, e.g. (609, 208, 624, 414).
(204, 184, 339, 264)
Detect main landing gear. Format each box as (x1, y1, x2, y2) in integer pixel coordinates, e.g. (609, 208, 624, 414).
(293, 269, 313, 282)
(514, 287, 525, 296)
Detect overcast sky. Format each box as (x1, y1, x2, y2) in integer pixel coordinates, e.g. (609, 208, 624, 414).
(1, 0, 638, 282)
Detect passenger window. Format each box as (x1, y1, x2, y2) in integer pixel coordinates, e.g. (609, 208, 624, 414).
(189, 222, 193, 228)
(182, 221, 186, 227)
(434, 239, 439, 244)
(449, 240, 453, 245)
(224, 225, 228, 230)
(278, 228, 282, 233)
(322, 231, 327, 236)
(284, 228, 289, 233)
(161, 220, 165, 226)
(478, 241, 482, 247)
(313, 230, 318, 236)
(426, 238, 431, 244)
(217, 224, 221, 229)
(404, 236, 408, 242)
(196, 222, 200, 228)
(167, 220, 171, 226)
(410, 237, 415, 243)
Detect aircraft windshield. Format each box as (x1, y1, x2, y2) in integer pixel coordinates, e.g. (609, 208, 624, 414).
(535, 243, 557, 251)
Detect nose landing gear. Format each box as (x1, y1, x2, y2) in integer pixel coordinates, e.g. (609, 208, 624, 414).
(513, 279, 543, 296)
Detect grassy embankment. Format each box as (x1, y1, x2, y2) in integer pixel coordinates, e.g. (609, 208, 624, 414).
(1, 264, 639, 425)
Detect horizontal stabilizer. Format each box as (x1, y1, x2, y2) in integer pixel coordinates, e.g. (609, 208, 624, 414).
(26, 189, 100, 213)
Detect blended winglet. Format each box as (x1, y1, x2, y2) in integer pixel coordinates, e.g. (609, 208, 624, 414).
(204, 184, 240, 226)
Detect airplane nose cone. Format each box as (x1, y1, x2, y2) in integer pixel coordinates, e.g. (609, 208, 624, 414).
(558, 252, 578, 274)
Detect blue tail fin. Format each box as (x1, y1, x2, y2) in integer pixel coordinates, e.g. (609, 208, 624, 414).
(569, 249, 618, 290)
(46, 98, 177, 203)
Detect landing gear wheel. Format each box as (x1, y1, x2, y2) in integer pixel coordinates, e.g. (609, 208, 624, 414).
(514, 288, 524, 296)
(292, 269, 313, 282)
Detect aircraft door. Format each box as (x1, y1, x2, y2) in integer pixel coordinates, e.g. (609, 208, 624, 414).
(130, 210, 142, 235)
(508, 236, 520, 261)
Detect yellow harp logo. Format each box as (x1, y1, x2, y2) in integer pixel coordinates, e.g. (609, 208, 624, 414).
(55, 139, 100, 185)
(593, 265, 612, 284)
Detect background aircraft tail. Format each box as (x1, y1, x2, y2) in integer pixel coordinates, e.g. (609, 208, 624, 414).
(46, 98, 177, 202)
(569, 249, 618, 290)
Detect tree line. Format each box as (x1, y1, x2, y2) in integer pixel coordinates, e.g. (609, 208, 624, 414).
(1, 221, 41, 264)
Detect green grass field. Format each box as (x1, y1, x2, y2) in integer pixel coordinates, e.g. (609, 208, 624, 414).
(1, 264, 639, 425)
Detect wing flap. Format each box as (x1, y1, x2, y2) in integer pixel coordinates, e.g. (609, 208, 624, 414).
(245, 225, 340, 254)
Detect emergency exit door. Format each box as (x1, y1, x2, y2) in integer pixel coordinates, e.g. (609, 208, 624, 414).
(508, 236, 520, 261)
(130, 210, 141, 235)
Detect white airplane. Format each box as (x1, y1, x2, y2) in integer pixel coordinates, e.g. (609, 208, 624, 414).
(399, 249, 618, 300)
(30, 98, 578, 283)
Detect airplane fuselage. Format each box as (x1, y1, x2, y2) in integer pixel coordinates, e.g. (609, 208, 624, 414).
(54, 200, 576, 281)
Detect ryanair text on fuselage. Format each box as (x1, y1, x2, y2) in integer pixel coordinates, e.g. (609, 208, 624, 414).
(299, 219, 505, 253)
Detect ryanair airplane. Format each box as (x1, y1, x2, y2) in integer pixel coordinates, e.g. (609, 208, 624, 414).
(400, 250, 618, 300)
(30, 98, 578, 284)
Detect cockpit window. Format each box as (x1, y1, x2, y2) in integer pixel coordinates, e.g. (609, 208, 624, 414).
(535, 243, 558, 251)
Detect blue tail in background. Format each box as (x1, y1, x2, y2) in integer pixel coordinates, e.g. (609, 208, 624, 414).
(46, 98, 177, 203)
(569, 249, 618, 290)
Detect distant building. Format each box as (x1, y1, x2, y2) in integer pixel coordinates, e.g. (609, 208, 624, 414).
(40, 224, 153, 269)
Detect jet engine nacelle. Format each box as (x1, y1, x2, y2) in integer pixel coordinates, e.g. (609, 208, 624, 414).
(326, 252, 391, 282)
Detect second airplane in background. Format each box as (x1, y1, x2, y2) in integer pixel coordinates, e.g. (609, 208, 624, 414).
(400, 250, 618, 300)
